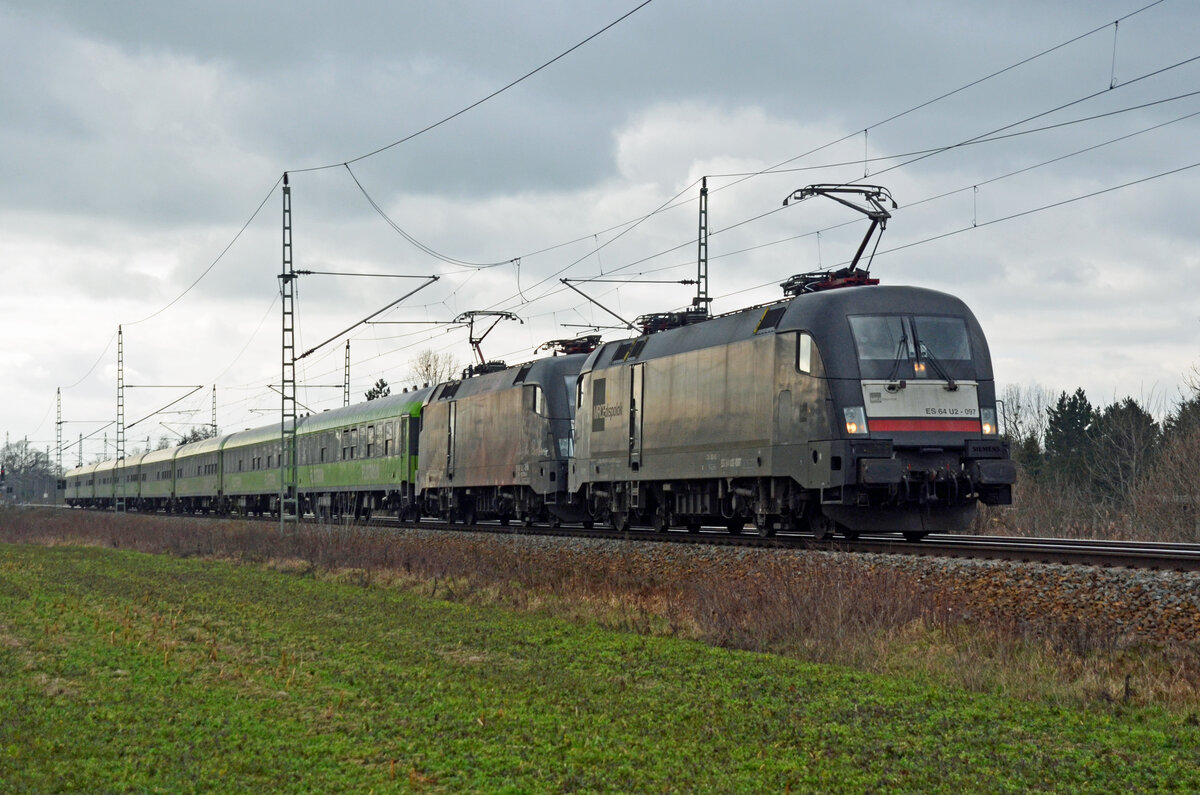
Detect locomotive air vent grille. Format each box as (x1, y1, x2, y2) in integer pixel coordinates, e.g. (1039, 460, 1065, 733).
(754, 306, 787, 334)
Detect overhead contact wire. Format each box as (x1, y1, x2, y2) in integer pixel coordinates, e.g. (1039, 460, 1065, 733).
(289, 1, 657, 175)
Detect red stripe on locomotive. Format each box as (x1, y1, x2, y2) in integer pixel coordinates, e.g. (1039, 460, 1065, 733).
(870, 418, 982, 433)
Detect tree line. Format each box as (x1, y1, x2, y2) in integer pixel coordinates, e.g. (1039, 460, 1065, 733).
(999, 380, 1200, 541)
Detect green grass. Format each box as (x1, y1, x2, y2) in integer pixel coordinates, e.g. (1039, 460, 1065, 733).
(1, 543, 1197, 792)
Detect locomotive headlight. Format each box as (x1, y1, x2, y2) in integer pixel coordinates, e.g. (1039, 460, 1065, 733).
(980, 408, 997, 435)
(843, 406, 869, 436)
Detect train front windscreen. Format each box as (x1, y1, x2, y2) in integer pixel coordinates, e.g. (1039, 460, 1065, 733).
(848, 314, 974, 382)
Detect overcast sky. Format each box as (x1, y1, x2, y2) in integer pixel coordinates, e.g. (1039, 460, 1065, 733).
(2, 0, 1198, 464)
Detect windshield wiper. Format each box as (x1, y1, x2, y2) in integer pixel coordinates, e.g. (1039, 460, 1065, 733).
(886, 333, 909, 384)
(919, 344, 958, 391)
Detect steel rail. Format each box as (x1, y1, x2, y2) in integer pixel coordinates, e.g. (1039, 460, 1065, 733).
(365, 516, 1200, 572)
(47, 505, 1200, 572)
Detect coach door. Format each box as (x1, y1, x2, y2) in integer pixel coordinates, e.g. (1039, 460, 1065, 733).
(628, 363, 644, 470)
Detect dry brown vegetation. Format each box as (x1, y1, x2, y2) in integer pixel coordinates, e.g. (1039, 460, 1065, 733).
(3, 507, 1199, 710)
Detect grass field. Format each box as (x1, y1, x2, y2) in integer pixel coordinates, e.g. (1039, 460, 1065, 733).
(2, 542, 1198, 792)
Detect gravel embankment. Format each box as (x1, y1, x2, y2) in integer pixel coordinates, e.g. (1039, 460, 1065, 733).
(889, 554, 1200, 645)
(418, 528, 1200, 646)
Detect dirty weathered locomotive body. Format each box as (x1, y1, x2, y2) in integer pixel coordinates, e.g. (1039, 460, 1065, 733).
(568, 283, 1014, 539)
(417, 354, 589, 526)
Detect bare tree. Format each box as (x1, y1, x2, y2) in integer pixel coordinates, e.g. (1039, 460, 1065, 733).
(1, 439, 57, 504)
(1135, 382, 1200, 541)
(1000, 382, 1055, 480)
(409, 349, 458, 386)
(1000, 382, 1053, 447)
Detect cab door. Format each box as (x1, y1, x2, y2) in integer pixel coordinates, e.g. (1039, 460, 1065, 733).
(445, 401, 457, 479)
(628, 363, 644, 470)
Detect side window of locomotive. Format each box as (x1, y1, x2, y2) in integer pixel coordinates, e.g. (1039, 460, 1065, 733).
(797, 333, 814, 374)
(524, 384, 546, 416)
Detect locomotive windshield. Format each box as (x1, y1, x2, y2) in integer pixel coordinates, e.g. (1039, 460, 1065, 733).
(849, 314, 973, 380)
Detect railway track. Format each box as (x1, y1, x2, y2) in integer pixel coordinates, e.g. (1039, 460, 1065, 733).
(361, 515, 1200, 573)
(841, 533, 1200, 572)
(41, 505, 1200, 572)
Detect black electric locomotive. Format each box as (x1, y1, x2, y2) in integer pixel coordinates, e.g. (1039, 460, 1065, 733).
(569, 276, 1014, 539)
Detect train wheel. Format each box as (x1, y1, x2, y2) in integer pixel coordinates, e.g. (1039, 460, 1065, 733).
(903, 531, 926, 542)
(685, 522, 700, 534)
(581, 520, 594, 529)
(610, 511, 630, 532)
(727, 518, 743, 535)
(652, 511, 669, 533)
(754, 517, 774, 538)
